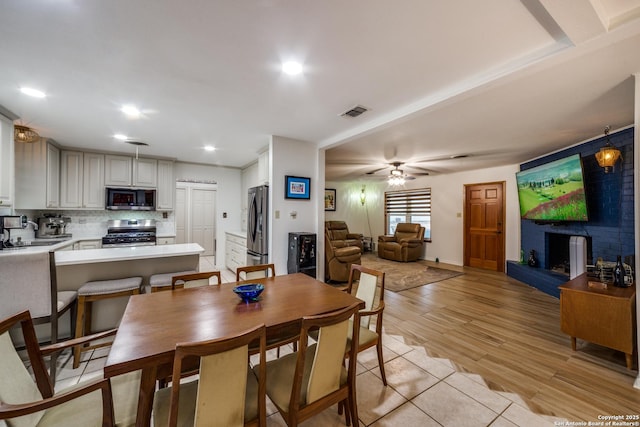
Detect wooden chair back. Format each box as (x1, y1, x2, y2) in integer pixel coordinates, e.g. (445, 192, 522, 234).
(167, 324, 267, 427)
(346, 264, 385, 328)
(285, 302, 361, 425)
(235, 264, 275, 281)
(172, 271, 222, 290)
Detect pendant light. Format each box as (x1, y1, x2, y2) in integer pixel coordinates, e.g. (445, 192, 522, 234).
(14, 124, 40, 143)
(595, 126, 621, 173)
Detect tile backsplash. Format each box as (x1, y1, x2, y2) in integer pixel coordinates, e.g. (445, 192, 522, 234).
(9, 210, 175, 241)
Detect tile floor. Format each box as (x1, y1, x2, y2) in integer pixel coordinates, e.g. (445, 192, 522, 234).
(46, 257, 569, 427)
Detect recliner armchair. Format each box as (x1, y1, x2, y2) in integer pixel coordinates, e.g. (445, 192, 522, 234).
(325, 221, 363, 251)
(325, 231, 361, 282)
(378, 223, 425, 262)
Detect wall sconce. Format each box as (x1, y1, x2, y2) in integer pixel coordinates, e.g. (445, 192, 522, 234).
(360, 185, 366, 206)
(595, 126, 622, 173)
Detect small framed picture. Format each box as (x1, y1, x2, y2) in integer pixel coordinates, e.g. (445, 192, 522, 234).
(285, 175, 311, 199)
(324, 189, 336, 211)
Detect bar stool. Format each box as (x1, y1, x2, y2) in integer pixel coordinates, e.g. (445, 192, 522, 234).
(73, 276, 142, 369)
(149, 270, 197, 293)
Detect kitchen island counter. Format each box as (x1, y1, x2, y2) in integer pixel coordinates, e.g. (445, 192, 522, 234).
(54, 243, 205, 332)
(54, 243, 204, 266)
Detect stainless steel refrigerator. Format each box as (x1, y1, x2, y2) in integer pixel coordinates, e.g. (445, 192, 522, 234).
(247, 185, 269, 265)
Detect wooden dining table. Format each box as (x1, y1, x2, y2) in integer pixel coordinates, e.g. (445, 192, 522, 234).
(103, 272, 364, 427)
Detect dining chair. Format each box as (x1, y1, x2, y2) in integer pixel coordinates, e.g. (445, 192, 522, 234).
(236, 263, 297, 357)
(344, 264, 387, 385)
(153, 324, 267, 427)
(0, 310, 140, 427)
(171, 271, 222, 290)
(236, 264, 276, 281)
(253, 302, 361, 427)
(0, 251, 76, 384)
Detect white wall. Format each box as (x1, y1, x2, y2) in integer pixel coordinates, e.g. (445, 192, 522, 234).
(324, 180, 387, 240)
(174, 162, 242, 267)
(270, 136, 319, 275)
(326, 164, 521, 266)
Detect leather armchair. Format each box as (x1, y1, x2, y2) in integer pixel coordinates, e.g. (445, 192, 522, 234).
(325, 221, 363, 251)
(325, 231, 361, 282)
(378, 223, 425, 262)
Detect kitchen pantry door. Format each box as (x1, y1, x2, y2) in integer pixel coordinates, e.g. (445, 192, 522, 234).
(175, 182, 216, 256)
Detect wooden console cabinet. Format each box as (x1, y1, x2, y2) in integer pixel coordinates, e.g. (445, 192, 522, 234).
(559, 273, 636, 369)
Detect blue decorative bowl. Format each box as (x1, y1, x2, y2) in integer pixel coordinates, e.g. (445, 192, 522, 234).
(233, 284, 264, 302)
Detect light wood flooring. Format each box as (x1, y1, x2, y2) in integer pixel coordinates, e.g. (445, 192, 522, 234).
(381, 260, 640, 422)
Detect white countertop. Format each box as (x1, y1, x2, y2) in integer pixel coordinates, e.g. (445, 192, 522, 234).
(226, 230, 246, 239)
(54, 243, 204, 266)
(0, 239, 74, 255)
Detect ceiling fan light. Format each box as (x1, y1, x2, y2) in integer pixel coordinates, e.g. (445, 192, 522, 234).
(388, 176, 405, 186)
(14, 124, 40, 143)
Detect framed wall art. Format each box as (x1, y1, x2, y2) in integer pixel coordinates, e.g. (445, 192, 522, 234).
(324, 189, 336, 211)
(285, 175, 311, 199)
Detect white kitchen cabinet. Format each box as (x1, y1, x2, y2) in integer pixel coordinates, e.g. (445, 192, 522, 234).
(46, 144, 60, 208)
(104, 155, 132, 187)
(73, 239, 102, 250)
(82, 153, 105, 208)
(0, 115, 14, 207)
(60, 151, 83, 208)
(134, 158, 157, 187)
(60, 151, 104, 209)
(105, 155, 157, 187)
(225, 232, 246, 273)
(257, 149, 269, 185)
(15, 138, 60, 209)
(157, 237, 175, 245)
(156, 160, 174, 210)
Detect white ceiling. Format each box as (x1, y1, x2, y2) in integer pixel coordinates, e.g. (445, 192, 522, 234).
(1, 1, 640, 181)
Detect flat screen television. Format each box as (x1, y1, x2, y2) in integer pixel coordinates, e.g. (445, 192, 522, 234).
(516, 154, 588, 222)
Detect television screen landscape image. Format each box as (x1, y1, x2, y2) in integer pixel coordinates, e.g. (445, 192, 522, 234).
(516, 154, 588, 221)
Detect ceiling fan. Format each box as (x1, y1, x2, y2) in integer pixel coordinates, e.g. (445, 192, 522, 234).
(366, 161, 430, 184)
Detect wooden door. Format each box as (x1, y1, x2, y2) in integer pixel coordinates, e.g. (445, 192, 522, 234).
(464, 182, 505, 272)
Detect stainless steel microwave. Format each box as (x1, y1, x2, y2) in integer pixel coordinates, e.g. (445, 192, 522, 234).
(105, 187, 156, 210)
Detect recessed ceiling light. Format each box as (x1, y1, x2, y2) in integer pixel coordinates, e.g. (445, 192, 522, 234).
(121, 104, 141, 118)
(113, 134, 128, 140)
(282, 61, 303, 76)
(20, 87, 46, 98)
(204, 145, 216, 152)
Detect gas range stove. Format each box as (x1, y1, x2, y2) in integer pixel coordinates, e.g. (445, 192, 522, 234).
(101, 219, 157, 248)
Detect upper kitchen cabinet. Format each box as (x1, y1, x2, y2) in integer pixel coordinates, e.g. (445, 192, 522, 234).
(60, 151, 104, 209)
(134, 158, 158, 187)
(15, 138, 60, 209)
(258, 149, 269, 185)
(83, 153, 105, 208)
(105, 155, 157, 187)
(0, 114, 15, 206)
(156, 160, 175, 210)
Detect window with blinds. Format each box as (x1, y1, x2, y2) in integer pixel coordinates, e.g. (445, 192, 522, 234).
(384, 188, 431, 240)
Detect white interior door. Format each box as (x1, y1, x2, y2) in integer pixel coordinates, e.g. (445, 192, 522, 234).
(175, 187, 187, 244)
(175, 183, 216, 256)
(191, 188, 216, 256)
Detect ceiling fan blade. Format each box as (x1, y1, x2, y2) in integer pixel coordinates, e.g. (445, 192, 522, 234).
(365, 166, 389, 175)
